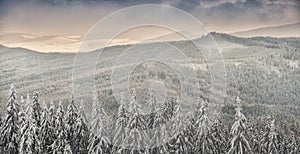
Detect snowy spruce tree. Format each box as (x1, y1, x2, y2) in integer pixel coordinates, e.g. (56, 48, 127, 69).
(74, 101, 89, 153)
(31, 92, 42, 127)
(261, 119, 279, 153)
(195, 101, 210, 139)
(123, 89, 150, 153)
(64, 144, 73, 154)
(25, 93, 31, 114)
(43, 99, 57, 153)
(51, 101, 67, 153)
(19, 108, 41, 154)
(149, 109, 170, 153)
(0, 114, 2, 129)
(17, 96, 27, 150)
(23, 92, 42, 153)
(40, 104, 54, 153)
(52, 130, 70, 154)
(209, 118, 227, 153)
(112, 95, 128, 153)
(1, 84, 19, 153)
(161, 98, 176, 120)
(19, 91, 49, 153)
(227, 96, 252, 154)
(171, 100, 188, 153)
(184, 112, 197, 153)
(18, 96, 26, 125)
(19, 100, 29, 153)
(88, 95, 110, 154)
(147, 88, 157, 129)
(65, 94, 78, 152)
(249, 119, 263, 154)
(195, 101, 219, 153)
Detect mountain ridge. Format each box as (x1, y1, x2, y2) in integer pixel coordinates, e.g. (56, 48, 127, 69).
(231, 22, 300, 38)
(0, 33, 299, 119)
(1, 32, 300, 54)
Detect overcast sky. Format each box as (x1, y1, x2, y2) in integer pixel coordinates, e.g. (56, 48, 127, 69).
(0, 0, 299, 35)
(0, 0, 299, 52)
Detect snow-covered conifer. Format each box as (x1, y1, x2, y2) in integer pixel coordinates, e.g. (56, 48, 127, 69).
(184, 112, 197, 153)
(48, 100, 56, 133)
(19, 116, 40, 153)
(195, 101, 210, 139)
(88, 95, 110, 153)
(210, 118, 227, 153)
(147, 88, 157, 129)
(25, 93, 31, 114)
(31, 91, 42, 127)
(123, 89, 150, 153)
(18, 96, 27, 128)
(112, 95, 128, 153)
(195, 100, 216, 153)
(0, 115, 2, 128)
(64, 144, 73, 154)
(149, 110, 169, 153)
(19, 93, 41, 154)
(172, 101, 188, 153)
(40, 105, 53, 153)
(55, 101, 65, 133)
(1, 84, 19, 153)
(65, 94, 78, 152)
(261, 119, 279, 153)
(162, 98, 176, 120)
(51, 101, 67, 153)
(227, 96, 251, 154)
(74, 101, 89, 153)
(51, 130, 68, 154)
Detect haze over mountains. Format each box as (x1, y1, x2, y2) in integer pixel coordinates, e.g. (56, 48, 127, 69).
(0, 33, 82, 53)
(0, 33, 299, 119)
(1, 22, 299, 53)
(232, 22, 300, 38)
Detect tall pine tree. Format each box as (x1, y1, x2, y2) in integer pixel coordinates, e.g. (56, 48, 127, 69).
(112, 95, 128, 153)
(40, 104, 54, 153)
(74, 101, 89, 153)
(19, 110, 40, 153)
(123, 89, 150, 153)
(227, 96, 252, 154)
(147, 88, 157, 129)
(172, 100, 188, 154)
(31, 92, 42, 127)
(261, 119, 279, 153)
(88, 96, 110, 153)
(51, 101, 67, 153)
(65, 94, 78, 152)
(1, 84, 19, 153)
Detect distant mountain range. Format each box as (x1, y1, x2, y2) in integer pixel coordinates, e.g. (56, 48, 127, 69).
(0, 33, 82, 53)
(1, 23, 299, 53)
(231, 22, 300, 38)
(0, 33, 299, 118)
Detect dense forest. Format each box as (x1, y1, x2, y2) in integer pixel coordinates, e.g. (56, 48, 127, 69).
(0, 84, 299, 154)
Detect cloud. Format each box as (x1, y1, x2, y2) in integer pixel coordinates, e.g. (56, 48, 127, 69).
(0, 0, 298, 35)
(190, 0, 299, 32)
(173, 0, 201, 11)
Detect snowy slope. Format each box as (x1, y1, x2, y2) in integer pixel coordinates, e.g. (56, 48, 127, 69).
(0, 33, 299, 118)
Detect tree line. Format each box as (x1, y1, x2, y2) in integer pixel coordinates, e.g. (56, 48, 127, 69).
(0, 84, 299, 154)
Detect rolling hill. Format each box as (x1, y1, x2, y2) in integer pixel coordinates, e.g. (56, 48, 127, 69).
(0, 33, 299, 119)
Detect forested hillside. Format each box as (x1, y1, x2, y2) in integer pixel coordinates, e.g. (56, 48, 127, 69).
(1, 33, 299, 119)
(0, 85, 299, 153)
